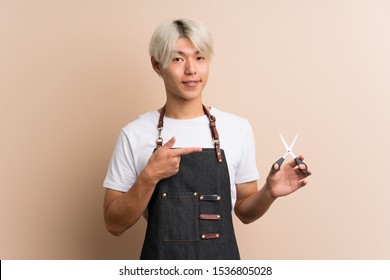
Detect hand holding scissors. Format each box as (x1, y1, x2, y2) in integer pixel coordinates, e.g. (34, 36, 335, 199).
(272, 133, 311, 176)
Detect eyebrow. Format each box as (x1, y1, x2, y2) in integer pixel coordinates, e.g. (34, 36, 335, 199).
(173, 50, 202, 56)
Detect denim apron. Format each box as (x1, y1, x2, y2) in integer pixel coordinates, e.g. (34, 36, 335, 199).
(140, 105, 240, 260)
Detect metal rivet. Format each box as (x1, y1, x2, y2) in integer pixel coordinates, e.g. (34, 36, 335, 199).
(193, 192, 197, 196)
(201, 235, 205, 239)
(162, 193, 167, 197)
(216, 233, 220, 238)
(200, 196, 204, 200)
(217, 196, 221, 200)
(217, 215, 221, 219)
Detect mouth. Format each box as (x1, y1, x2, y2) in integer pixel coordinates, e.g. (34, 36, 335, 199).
(182, 80, 200, 87)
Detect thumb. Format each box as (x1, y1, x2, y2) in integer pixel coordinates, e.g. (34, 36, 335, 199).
(161, 136, 176, 150)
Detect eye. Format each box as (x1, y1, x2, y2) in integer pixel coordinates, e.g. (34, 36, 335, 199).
(172, 57, 184, 62)
(196, 56, 206, 61)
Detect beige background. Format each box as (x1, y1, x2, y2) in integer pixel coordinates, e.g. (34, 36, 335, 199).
(1, 0, 389, 259)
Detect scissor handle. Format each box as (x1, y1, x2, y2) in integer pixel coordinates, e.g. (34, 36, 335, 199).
(294, 158, 311, 176)
(271, 157, 285, 173)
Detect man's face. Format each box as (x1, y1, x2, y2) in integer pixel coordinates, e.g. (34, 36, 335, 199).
(158, 37, 209, 103)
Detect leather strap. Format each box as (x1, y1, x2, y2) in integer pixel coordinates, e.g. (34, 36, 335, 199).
(156, 106, 165, 148)
(202, 106, 223, 163)
(156, 104, 223, 163)
(201, 233, 220, 240)
(199, 194, 221, 201)
(199, 214, 221, 220)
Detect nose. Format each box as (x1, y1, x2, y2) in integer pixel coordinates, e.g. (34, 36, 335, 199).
(185, 59, 197, 75)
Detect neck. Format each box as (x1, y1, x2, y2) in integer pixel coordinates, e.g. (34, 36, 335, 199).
(164, 99, 206, 119)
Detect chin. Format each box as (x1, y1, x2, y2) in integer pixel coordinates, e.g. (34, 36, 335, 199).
(176, 89, 202, 99)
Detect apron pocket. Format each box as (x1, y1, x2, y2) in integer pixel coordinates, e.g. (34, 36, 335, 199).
(162, 192, 199, 242)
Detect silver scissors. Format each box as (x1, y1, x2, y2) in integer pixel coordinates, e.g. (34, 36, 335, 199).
(271, 133, 311, 176)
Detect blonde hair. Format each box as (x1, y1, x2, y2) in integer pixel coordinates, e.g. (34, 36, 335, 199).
(149, 19, 214, 68)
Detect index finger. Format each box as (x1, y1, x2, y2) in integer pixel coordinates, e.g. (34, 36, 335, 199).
(171, 147, 202, 157)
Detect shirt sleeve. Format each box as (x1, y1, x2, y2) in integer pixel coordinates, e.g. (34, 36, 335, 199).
(103, 130, 137, 192)
(235, 120, 260, 184)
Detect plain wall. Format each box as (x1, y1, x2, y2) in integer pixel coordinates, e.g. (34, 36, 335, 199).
(1, 0, 389, 259)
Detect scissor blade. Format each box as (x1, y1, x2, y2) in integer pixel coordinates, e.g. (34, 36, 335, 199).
(289, 133, 299, 151)
(279, 133, 290, 151)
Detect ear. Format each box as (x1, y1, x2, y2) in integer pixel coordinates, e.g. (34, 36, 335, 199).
(151, 57, 162, 76)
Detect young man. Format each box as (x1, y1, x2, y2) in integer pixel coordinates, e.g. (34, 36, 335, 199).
(103, 19, 311, 260)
